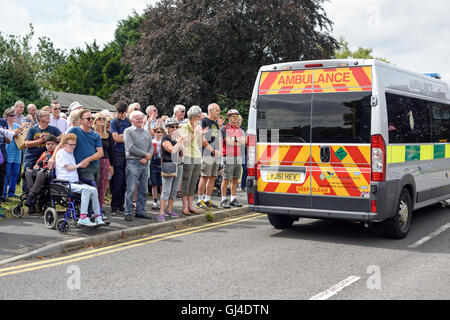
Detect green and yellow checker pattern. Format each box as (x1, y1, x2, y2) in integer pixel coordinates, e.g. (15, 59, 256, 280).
(387, 144, 450, 164)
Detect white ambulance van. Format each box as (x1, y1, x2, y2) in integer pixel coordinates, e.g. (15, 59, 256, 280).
(246, 59, 450, 239)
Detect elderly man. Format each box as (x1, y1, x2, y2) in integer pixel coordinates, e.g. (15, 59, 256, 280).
(123, 110, 154, 221)
(173, 104, 188, 124)
(25, 104, 38, 125)
(23, 110, 62, 201)
(145, 105, 163, 136)
(13, 101, 27, 126)
(196, 103, 223, 210)
(49, 101, 69, 133)
(68, 101, 83, 115)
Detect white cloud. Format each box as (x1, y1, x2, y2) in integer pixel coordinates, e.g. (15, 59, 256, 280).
(324, 0, 450, 84)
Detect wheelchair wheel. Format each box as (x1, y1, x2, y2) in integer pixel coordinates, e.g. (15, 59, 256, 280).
(12, 205, 25, 218)
(44, 208, 58, 229)
(56, 219, 70, 233)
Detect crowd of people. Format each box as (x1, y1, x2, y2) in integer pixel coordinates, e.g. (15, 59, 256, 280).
(0, 100, 248, 224)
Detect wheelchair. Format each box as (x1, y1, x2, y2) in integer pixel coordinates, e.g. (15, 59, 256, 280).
(44, 179, 111, 233)
(12, 170, 53, 218)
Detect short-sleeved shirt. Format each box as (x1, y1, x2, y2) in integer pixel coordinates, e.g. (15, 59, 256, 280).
(50, 115, 69, 133)
(35, 151, 54, 169)
(5, 123, 21, 164)
(221, 124, 245, 157)
(201, 117, 221, 152)
(55, 149, 79, 183)
(67, 127, 102, 165)
(24, 125, 62, 164)
(110, 117, 131, 154)
(180, 122, 202, 159)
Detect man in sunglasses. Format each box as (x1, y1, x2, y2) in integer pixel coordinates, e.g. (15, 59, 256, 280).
(65, 109, 104, 186)
(49, 101, 69, 133)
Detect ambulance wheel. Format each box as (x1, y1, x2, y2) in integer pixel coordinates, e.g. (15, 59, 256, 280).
(384, 188, 412, 239)
(268, 214, 295, 229)
(44, 208, 58, 229)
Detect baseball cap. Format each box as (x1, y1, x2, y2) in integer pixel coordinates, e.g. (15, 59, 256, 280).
(69, 101, 83, 113)
(227, 109, 240, 117)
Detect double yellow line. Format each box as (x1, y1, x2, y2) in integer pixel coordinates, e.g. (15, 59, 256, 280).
(0, 213, 265, 278)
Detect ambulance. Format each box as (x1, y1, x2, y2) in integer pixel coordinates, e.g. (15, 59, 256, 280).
(246, 59, 450, 239)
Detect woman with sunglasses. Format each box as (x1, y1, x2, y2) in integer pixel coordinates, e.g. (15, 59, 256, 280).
(159, 119, 184, 221)
(93, 113, 114, 210)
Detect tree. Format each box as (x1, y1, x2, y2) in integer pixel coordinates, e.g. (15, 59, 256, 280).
(46, 11, 146, 100)
(0, 25, 52, 114)
(334, 37, 391, 64)
(110, 0, 339, 114)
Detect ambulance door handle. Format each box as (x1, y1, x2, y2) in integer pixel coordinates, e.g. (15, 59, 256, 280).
(320, 146, 331, 163)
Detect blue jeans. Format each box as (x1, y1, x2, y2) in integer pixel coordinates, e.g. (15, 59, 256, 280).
(125, 160, 149, 216)
(3, 162, 21, 197)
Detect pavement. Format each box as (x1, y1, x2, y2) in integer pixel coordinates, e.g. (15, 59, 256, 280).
(0, 191, 250, 265)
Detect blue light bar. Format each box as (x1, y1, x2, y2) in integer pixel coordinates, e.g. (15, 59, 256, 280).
(424, 73, 442, 79)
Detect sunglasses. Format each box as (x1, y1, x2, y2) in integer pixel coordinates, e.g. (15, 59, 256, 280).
(155, 131, 163, 133)
(168, 125, 179, 129)
(65, 143, 76, 147)
(83, 117, 94, 121)
(97, 118, 106, 121)
(7, 114, 15, 118)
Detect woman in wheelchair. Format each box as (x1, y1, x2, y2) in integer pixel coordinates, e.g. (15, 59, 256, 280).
(55, 133, 105, 227)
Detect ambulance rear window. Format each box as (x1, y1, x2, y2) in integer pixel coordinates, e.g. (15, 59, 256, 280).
(257, 94, 311, 143)
(311, 92, 372, 144)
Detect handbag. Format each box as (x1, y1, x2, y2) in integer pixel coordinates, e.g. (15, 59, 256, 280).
(14, 128, 29, 150)
(161, 162, 177, 178)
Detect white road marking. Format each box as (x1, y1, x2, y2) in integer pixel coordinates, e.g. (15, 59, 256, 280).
(408, 223, 450, 249)
(309, 276, 361, 300)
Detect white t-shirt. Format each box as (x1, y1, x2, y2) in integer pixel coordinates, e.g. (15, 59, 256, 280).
(55, 149, 79, 182)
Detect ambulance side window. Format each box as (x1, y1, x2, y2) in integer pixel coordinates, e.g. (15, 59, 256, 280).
(386, 93, 432, 144)
(431, 103, 450, 142)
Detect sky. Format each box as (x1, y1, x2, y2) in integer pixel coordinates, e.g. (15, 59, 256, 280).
(1, 0, 449, 83)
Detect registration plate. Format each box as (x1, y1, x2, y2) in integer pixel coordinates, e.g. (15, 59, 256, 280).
(264, 172, 303, 183)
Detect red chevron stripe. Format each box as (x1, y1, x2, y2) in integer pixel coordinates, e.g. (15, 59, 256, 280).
(259, 72, 280, 91)
(351, 67, 372, 87)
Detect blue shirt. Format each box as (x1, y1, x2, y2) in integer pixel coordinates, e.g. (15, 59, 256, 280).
(110, 117, 131, 154)
(67, 127, 102, 165)
(24, 125, 61, 165)
(6, 123, 21, 164)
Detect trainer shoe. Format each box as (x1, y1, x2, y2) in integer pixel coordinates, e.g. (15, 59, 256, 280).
(230, 199, 243, 208)
(152, 202, 159, 210)
(220, 199, 230, 209)
(157, 214, 165, 222)
(167, 212, 180, 219)
(111, 208, 124, 216)
(205, 200, 219, 209)
(196, 200, 209, 210)
(78, 217, 97, 227)
(95, 216, 106, 226)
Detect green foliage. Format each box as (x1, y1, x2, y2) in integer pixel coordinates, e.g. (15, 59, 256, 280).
(111, 0, 338, 114)
(47, 11, 146, 101)
(0, 25, 52, 114)
(216, 94, 249, 130)
(334, 37, 392, 64)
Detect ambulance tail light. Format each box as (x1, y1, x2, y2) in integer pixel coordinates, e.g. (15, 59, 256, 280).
(371, 200, 377, 213)
(371, 135, 386, 182)
(247, 134, 257, 177)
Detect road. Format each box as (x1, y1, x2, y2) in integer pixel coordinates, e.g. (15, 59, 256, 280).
(0, 203, 449, 301)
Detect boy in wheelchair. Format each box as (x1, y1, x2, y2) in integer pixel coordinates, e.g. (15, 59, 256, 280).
(55, 133, 105, 227)
(25, 135, 58, 214)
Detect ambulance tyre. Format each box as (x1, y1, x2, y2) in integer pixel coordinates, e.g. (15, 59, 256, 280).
(384, 188, 412, 239)
(268, 214, 295, 229)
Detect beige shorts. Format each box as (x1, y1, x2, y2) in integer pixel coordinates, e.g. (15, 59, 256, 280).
(201, 157, 220, 177)
(223, 163, 242, 180)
